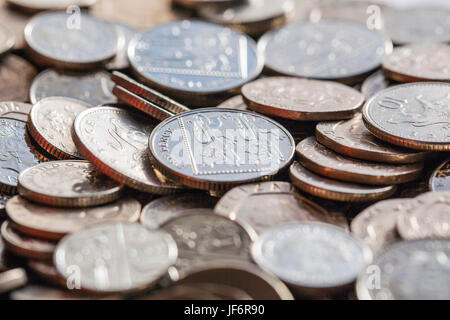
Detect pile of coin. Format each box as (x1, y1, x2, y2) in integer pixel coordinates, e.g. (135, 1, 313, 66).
(0, 0, 449, 300)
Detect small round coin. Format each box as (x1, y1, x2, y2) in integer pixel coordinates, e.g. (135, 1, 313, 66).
(0, 101, 31, 122)
(0, 23, 15, 56)
(0, 54, 37, 102)
(54, 222, 177, 293)
(430, 159, 450, 191)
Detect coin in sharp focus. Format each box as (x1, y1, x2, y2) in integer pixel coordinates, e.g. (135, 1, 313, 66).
(1, 221, 55, 260)
(383, 7, 450, 45)
(296, 137, 424, 185)
(198, 0, 294, 37)
(430, 159, 450, 191)
(361, 70, 392, 100)
(259, 20, 391, 85)
(289, 161, 396, 203)
(0, 23, 14, 56)
(73, 106, 182, 194)
(362, 82, 450, 151)
(54, 222, 177, 293)
(0, 101, 31, 122)
(316, 113, 432, 164)
(128, 20, 263, 107)
(7, 0, 97, 12)
(140, 193, 218, 229)
(0, 54, 37, 102)
(18, 160, 123, 208)
(105, 23, 137, 70)
(24, 11, 117, 70)
(382, 44, 450, 83)
(242, 77, 364, 121)
(357, 239, 450, 300)
(149, 108, 295, 191)
(252, 222, 372, 297)
(216, 95, 247, 110)
(0, 268, 27, 294)
(214, 181, 348, 234)
(0, 118, 41, 195)
(30, 69, 117, 106)
(6, 196, 141, 240)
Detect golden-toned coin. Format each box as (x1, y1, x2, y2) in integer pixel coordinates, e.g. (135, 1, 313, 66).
(429, 159, 450, 191)
(289, 161, 396, 203)
(0, 268, 27, 294)
(296, 137, 424, 185)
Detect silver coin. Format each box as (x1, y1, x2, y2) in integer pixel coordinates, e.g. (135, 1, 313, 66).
(259, 20, 391, 84)
(106, 23, 137, 70)
(24, 12, 117, 69)
(357, 239, 450, 300)
(0, 23, 15, 56)
(148, 108, 295, 191)
(430, 159, 450, 192)
(216, 95, 248, 110)
(252, 222, 371, 295)
(30, 69, 117, 106)
(361, 70, 392, 100)
(0, 268, 27, 294)
(54, 222, 177, 293)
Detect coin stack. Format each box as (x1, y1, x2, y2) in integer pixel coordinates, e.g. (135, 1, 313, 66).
(0, 0, 449, 301)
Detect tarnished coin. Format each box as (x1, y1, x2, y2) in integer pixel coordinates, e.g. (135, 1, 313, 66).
(316, 114, 431, 164)
(357, 239, 450, 300)
(382, 44, 450, 83)
(216, 95, 247, 110)
(252, 222, 371, 296)
(0, 54, 37, 102)
(27, 97, 91, 160)
(214, 181, 348, 234)
(54, 222, 177, 293)
(149, 108, 295, 191)
(161, 212, 255, 273)
(242, 77, 364, 121)
(296, 137, 423, 185)
(140, 193, 218, 229)
(361, 70, 392, 100)
(73, 106, 181, 194)
(128, 20, 263, 106)
(24, 11, 117, 69)
(0, 23, 14, 56)
(0, 101, 31, 122)
(1, 221, 55, 260)
(18, 160, 123, 208)
(0, 268, 27, 294)
(362, 82, 450, 151)
(430, 159, 450, 191)
(105, 23, 136, 70)
(30, 69, 117, 106)
(0, 118, 41, 194)
(7, 0, 96, 12)
(259, 20, 391, 84)
(27, 260, 65, 287)
(289, 162, 396, 203)
(6, 196, 141, 240)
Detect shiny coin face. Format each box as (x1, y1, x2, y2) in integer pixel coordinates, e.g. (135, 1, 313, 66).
(28, 97, 91, 159)
(316, 113, 431, 164)
(105, 23, 137, 70)
(357, 239, 450, 300)
(361, 70, 391, 100)
(214, 181, 348, 234)
(6, 196, 141, 240)
(54, 222, 177, 293)
(289, 162, 396, 203)
(128, 20, 262, 95)
(0, 54, 37, 102)
(73, 106, 181, 194)
(296, 137, 423, 185)
(0, 101, 32, 122)
(24, 12, 117, 69)
(252, 222, 371, 291)
(259, 20, 391, 84)
(30, 69, 117, 106)
(140, 193, 218, 229)
(0, 23, 15, 55)
(216, 95, 248, 110)
(18, 160, 123, 208)
(430, 159, 450, 191)
(362, 82, 450, 151)
(149, 108, 295, 190)
(242, 77, 364, 121)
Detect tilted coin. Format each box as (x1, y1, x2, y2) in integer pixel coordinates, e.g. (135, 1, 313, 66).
(362, 82, 450, 151)
(0, 2, 28, 49)
(27, 97, 91, 160)
(105, 23, 136, 70)
(73, 106, 181, 194)
(214, 181, 348, 234)
(0, 101, 31, 122)
(0, 268, 27, 294)
(216, 95, 247, 110)
(24, 11, 117, 69)
(6, 196, 141, 240)
(382, 44, 450, 83)
(252, 222, 372, 297)
(357, 239, 450, 300)
(27, 260, 65, 287)
(296, 137, 423, 185)
(361, 70, 392, 100)
(140, 193, 218, 229)
(54, 222, 177, 293)
(289, 162, 396, 203)
(30, 69, 117, 106)
(18, 160, 123, 208)
(0, 23, 14, 56)
(259, 20, 391, 84)
(0, 118, 41, 194)
(148, 108, 295, 191)
(430, 159, 450, 191)
(173, 0, 241, 9)
(242, 77, 364, 121)
(0, 54, 37, 102)
(316, 113, 431, 164)
(7, 0, 96, 12)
